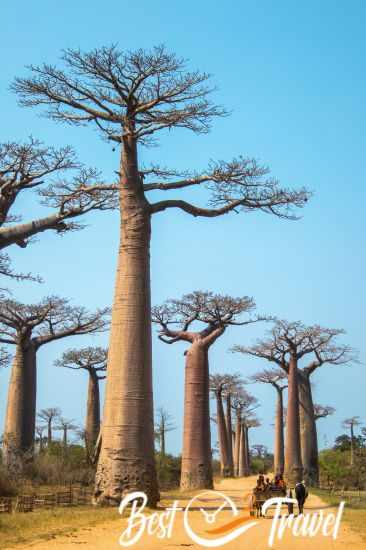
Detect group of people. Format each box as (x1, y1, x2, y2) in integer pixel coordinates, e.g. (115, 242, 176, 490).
(251, 474, 308, 516)
(254, 474, 286, 492)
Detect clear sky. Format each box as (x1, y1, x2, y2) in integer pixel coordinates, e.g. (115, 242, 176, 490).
(0, 1, 365, 456)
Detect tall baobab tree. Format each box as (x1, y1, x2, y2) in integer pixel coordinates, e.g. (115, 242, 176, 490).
(55, 417, 78, 448)
(154, 407, 176, 459)
(209, 374, 234, 477)
(231, 389, 258, 477)
(250, 369, 287, 476)
(13, 45, 310, 504)
(0, 298, 109, 473)
(233, 321, 355, 485)
(55, 347, 107, 455)
(0, 138, 116, 280)
(153, 291, 262, 489)
(244, 416, 261, 473)
(37, 408, 61, 445)
(223, 373, 244, 476)
(343, 417, 361, 466)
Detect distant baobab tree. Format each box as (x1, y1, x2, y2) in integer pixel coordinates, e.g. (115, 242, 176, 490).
(245, 416, 261, 473)
(250, 368, 287, 476)
(37, 408, 61, 445)
(314, 405, 335, 421)
(209, 373, 245, 477)
(252, 444, 268, 459)
(233, 320, 355, 485)
(55, 417, 78, 448)
(210, 374, 233, 477)
(343, 416, 361, 466)
(0, 298, 109, 473)
(153, 291, 263, 489)
(154, 407, 176, 459)
(223, 373, 245, 473)
(55, 347, 107, 455)
(13, 45, 310, 505)
(0, 138, 116, 280)
(231, 389, 258, 477)
(35, 425, 46, 453)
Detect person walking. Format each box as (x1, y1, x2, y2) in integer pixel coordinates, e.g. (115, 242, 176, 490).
(295, 480, 308, 514)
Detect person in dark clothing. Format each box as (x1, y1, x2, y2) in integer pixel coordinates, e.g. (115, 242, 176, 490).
(295, 481, 308, 514)
(286, 487, 294, 515)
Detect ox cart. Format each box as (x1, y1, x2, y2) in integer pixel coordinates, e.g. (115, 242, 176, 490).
(250, 485, 286, 518)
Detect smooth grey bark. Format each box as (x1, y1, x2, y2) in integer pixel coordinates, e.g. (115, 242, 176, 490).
(215, 389, 231, 477)
(284, 354, 303, 484)
(85, 371, 101, 453)
(180, 343, 213, 490)
(225, 393, 234, 476)
(274, 386, 285, 476)
(299, 370, 319, 485)
(3, 340, 36, 473)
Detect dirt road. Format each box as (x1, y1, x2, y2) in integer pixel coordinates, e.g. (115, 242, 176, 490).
(24, 476, 364, 549)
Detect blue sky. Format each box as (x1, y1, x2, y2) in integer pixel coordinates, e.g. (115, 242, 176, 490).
(0, 1, 365, 456)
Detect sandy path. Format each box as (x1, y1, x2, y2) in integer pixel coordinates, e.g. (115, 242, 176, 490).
(23, 476, 364, 550)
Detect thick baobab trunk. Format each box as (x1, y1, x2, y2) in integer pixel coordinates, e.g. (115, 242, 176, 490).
(215, 390, 231, 477)
(299, 372, 319, 485)
(180, 342, 213, 490)
(85, 372, 101, 453)
(95, 137, 158, 506)
(225, 394, 234, 475)
(284, 354, 303, 484)
(47, 419, 52, 444)
(62, 428, 68, 447)
(245, 425, 250, 471)
(350, 424, 355, 466)
(3, 340, 36, 473)
(234, 410, 241, 476)
(161, 425, 166, 458)
(238, 423, 250, 476)
(274, 387, 285, 476)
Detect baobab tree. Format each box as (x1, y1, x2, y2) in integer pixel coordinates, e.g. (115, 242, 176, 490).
(153, 291, 262, 489)
(0, 138, 116, 280)
(55, 417, 78, 448)
(210, 374, 235, 477)
(55, 347, 107, 454)
(233, 321, 355, 485)
(314, 405, 335, 421)
(35, 425, 46, 453)
(13, 45, 310, 504)
(154, 407, 176, 459)
(37, 408, 61, 445)
(250, 369, 287, 476)
(231, 389, 258, 477)
(343, 417, 361, 466)
(245, 416, 261, 473)
(223, 373, 244, 476)
(0, 298, 109, 473)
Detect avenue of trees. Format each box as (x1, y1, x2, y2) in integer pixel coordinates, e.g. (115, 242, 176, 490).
(0, 44, 362, 504)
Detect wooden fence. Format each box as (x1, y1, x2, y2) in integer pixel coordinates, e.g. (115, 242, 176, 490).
(0, 486, 93, 514)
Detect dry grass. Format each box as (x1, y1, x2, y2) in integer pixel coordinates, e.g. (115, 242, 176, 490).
(0, 489, 175, 548)
(313, 488, 366, 541)
(0, 506, 119, 549)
